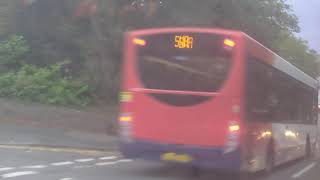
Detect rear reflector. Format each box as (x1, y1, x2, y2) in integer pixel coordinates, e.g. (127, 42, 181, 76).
(120, 92, 133, 103)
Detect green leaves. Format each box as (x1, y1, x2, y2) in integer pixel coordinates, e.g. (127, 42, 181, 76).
(0, 35, 30, 66)
(0, 62, 91, 106)
(2, 0, 317, 105)
(276, 33, 319, 78)
(116, 0, 318, 76)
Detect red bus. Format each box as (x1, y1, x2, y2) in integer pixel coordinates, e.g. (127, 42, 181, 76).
(119, 28, 318, 173)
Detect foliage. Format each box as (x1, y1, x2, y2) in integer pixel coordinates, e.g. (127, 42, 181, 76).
(94, 0, 318, 77)
(0, 35, 30, 67)
(0, 0, 17, 36)
(114, 0, 300, 48)
(0, 62, 91, 106)
(276, 33, 319, 77)
(2, 0, 318, 105)
(103, 0, 319, 76)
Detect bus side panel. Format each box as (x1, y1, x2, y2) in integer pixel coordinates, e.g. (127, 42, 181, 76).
(242, 36, 276, 172)
(271, 124, 317, 166)
(243, 36, 319, 172)
(241, 37, 271, 172)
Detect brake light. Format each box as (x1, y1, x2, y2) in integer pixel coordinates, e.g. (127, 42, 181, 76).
(229, 124, 240, 132)
(119, 114, 132, 122)
(119, 113, 133, 142)
(224, 122, 240, 154)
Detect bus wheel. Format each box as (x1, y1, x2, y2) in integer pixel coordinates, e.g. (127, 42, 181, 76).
(191, 166, 200, 177)
(265, 142, 274, 173)
(239, 172, 252, 180)
(305, 135, 311, 158)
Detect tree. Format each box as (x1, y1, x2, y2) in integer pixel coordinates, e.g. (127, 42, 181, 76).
(115, 0, 317, 76)
(0, 0, 19, 36)
(276, 33, 319, 77)
(123, 0, 300, 48)
(9, 0, 319, 103)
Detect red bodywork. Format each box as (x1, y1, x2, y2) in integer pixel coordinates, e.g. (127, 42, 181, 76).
(120, 28, 318, 172)
(120, 28, 246, 147)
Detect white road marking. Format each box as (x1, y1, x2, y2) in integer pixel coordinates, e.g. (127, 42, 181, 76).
(0, 167, 15, 172)
(117, 159, 133, 163)
(21, 165, 48, 169)
(1, 171, 38, 178)
(95, 159, 133, 166)
(99, 156, 117, 160)
(60, 178, 73, 180)
(75, 158, 95, 163)
(95, 162, 117, 166)
(73, 165, 94, 169)
(51, 161, 74, 166)
(292, 162, 317, 179)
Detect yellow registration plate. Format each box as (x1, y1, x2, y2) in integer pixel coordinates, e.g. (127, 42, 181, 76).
(161, 152, 193, 163)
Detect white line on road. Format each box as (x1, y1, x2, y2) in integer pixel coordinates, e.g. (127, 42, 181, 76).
(0, 167, 15, 172)
(95, 162, 117, 166)
(292, 162, 317, 179)
(60, 178, 73, 180)
(51, 161, 74, 166)
(99, 156, 117, 160)
(73, 165, 94, 169)
(1, 171, 38, 178)
(75, 158, 95, 162)
(21, 165, 48, 169)
(95, 159, 133, 166)
(117, 159, 133, 163)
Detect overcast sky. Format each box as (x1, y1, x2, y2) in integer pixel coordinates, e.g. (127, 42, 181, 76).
(289, 0, 320, 52)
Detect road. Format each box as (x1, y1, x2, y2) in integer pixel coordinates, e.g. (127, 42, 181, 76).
(0, 146, 318, 180)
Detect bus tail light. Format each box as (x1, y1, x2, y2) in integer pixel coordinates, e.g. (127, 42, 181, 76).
(119, 114, 132, 122)
(224, 121, 240, 154)
(119, 113, 133, 142)
(229, 124, 240, 132)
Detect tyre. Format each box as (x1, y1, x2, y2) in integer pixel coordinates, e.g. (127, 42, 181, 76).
(265, 141, 274, 173)
(239, 172, 252, 180)
(305, 135, 311, 158)
(191, 166, 200, 177)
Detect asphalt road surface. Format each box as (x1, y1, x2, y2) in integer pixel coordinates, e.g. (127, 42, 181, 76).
(0, 146, 319, 180)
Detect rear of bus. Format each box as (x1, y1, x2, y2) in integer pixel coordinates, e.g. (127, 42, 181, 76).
(119, 28, 245, 171)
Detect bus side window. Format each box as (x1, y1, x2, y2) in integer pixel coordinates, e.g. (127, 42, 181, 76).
(246, 58, 275, 121)
(271, 69, 293, 123)
(272, 72, 315, 125)
(245, 57, 310, 124)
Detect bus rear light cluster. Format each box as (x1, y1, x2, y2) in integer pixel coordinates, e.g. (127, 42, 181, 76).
(119, 114, 132, 122)
(119, 113, 133, 142)
(120, 91, 133, 103)
(224, 121, 240, 154)
(229, 124, 240, 132)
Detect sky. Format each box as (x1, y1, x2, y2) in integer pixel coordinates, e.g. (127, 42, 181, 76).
(289, 0, 320, 52)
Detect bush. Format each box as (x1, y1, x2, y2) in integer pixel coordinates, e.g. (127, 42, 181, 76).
(0, 62, 91, 106)
(0, 35, 30, 67)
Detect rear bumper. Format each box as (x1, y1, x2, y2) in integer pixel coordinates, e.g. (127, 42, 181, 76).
(120, 139, 242, 172)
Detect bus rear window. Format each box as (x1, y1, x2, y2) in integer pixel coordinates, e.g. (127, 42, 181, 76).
(136, 33, 233, 92)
